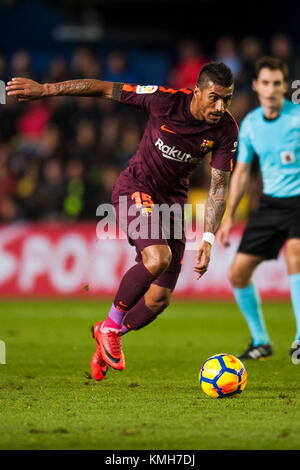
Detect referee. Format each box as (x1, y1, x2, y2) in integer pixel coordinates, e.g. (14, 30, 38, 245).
(219, 57, 300, 361)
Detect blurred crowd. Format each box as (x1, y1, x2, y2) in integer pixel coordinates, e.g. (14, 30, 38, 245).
(0, 33, 300, 223)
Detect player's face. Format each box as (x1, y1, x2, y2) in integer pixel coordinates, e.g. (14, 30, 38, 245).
(192, 82, 234, 124)
(253, 68, 287, 109)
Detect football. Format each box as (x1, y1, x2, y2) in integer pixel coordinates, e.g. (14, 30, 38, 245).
(199, 353, 247, 398)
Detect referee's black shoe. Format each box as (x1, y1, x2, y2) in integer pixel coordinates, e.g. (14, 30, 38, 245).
(290, 340, 300, 364)
(237, 342, 273, 360)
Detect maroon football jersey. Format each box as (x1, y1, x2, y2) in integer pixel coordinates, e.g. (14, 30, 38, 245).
(112, 84, 238, 206)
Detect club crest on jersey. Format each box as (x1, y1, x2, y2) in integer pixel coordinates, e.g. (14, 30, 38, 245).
(200, 139, 214, 153)
(136, 85, 158, 94)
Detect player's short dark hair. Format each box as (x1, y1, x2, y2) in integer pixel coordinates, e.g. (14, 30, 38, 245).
(196, 62, 234, 90)
(255, 56, 289, 82)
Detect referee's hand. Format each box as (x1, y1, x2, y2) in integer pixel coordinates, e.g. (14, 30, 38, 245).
(218, 218, 233, 247)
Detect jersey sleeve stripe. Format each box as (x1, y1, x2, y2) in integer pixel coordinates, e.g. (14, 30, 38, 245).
(122, 84, 137, 92)
(158, 86, 192, 95)
(225, 109, 239, 132)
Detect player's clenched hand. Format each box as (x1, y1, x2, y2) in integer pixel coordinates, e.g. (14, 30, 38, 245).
(218, 217, 233, 247)
(194, 240, 212, 280)
(6, 77, 45, 102)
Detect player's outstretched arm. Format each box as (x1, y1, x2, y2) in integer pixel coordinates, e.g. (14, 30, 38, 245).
(194, 167, 230, 279)
(6, 78, 123, 102)
(218, 162, 250, 247)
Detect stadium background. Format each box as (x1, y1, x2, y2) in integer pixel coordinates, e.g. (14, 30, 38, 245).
(0, 0, 299, 298)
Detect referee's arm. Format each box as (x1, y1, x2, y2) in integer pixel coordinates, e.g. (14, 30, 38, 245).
(227, 162, 251, 218)
(218, 162, 251, 247)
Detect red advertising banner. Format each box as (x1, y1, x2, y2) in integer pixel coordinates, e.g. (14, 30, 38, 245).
(0, 222, 290, 299)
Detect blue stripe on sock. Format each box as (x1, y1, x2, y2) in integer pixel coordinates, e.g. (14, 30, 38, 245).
(233, 283, 270, 347)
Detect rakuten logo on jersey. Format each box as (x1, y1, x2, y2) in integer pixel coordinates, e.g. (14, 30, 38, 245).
(155, 138, 199, 164)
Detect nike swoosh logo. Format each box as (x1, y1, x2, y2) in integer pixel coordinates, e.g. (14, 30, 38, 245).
(102, 344, 120, 364)
(161, 124, 176, 134)
(226, 355, 236, 364)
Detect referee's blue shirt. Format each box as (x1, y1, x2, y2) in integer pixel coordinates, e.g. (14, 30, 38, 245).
(237, 99, 300, 197)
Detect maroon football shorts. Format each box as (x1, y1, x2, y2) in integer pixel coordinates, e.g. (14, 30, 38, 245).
(113, 191, 185, 291)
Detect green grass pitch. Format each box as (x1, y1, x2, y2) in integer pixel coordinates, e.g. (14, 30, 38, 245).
(0, 299, 300, 450)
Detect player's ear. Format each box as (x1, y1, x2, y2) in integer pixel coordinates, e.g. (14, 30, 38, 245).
(194, 85, 201, 97)
(252, 79, 257, 92)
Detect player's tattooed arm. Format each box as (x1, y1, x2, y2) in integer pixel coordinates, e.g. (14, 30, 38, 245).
(6, 78, 124, 102)
(204, 167, 230, 234)
(111, 82, 124, 101)
(194, 167, 230, 280)
(50, 80, 124, 100)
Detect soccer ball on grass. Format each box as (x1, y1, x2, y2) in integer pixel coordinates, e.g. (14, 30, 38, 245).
(199, 353, 247, 398)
